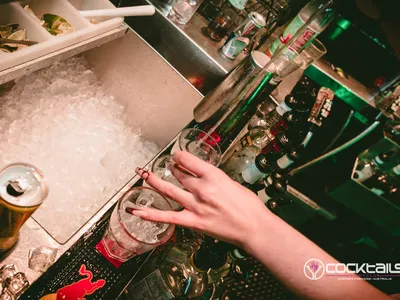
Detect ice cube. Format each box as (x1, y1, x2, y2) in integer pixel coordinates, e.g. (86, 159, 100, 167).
(6, 273, 29, 298)
(28, 246, 58, 273)
(0, 265, 17, 284)
(136, 194, 154, 208)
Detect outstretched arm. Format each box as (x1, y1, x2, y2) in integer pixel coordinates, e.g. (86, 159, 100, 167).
(134, 151, 389, 300)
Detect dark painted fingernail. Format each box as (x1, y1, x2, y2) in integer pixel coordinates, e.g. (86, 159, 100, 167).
(126, 207, 146, 217)
(125, 207, 136, 215)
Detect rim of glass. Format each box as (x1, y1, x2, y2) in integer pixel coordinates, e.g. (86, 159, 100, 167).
(178, 128, 222, 159)
(309, 39, 327, 54)
(117, 186, 175, 246)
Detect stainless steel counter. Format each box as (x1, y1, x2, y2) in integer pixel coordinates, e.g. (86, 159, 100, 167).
(0, 28, 202, 288)
(122, 0, 377, 116)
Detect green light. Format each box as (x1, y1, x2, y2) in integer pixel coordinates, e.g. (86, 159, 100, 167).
(329, 17, 351, 41)
(337, 17, 351, 31)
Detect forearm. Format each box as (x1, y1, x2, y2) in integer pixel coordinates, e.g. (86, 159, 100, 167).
(244, 209, 390, 300)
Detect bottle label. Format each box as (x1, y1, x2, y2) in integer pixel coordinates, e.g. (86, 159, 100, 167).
(268, 14, 318, 57)
(373, 155, 384, 166)
(128, 269, 174, 300)
(276, 101, 292, 116)
(242, 162, 265, 184)
(229, 0, 247, 10)
(240, 134, 253, 148)
(276, 154, 294, 169)
(222, 37, 250, 59)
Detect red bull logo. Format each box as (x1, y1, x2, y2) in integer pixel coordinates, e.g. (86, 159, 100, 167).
(40, 264, 106, 300)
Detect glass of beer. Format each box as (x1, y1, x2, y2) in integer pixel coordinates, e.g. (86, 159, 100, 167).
(0, 163, 48, 253)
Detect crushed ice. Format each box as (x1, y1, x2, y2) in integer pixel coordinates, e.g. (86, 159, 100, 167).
(0, 56, 159, 242)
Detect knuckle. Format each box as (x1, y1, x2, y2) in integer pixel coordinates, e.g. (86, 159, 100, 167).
(163, 184, 176, 198)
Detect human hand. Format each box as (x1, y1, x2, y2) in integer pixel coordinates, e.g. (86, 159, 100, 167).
(134, 151, 273, 248)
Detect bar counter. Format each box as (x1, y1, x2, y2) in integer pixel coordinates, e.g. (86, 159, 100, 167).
(0, 28, 201, 288)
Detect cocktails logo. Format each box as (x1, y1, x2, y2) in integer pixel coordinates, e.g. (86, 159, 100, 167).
(304, 259, 400, 280)
(304, 259, 325, 280)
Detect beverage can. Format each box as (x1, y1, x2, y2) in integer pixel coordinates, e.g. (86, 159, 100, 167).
(0, 163, 47, 252)
(221, 36, 250, 59)
(221, 12, 266, 59)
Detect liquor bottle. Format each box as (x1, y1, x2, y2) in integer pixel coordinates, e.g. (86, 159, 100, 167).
(260, 130, 297, 155)
(266, 197, 293, 214)
(238, 148, 299, 184)
(198, 2, 333, 153)
(127, 243, 209, 299)
(354, 152, 395, 183)
(221, 112, 304, 181)
(299, 86, 334, 147)
(205, 247, 248, 285)
(374, 73, 400, 120)
(262, 175, 288, 203)
(193, 51, 270, 124)
(248, 94, 307, 130)
(265, 0, 336, 57)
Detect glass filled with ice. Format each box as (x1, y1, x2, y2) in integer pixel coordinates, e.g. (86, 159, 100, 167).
(96, 187, 175, 267)
(151, 128, 222, 209)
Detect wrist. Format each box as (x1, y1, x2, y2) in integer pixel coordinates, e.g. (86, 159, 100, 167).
(241, 206, 276, 253)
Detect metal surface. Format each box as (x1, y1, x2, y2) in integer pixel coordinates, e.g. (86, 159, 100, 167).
(119, 0, 245, 95)
(121, 0, 376, 112)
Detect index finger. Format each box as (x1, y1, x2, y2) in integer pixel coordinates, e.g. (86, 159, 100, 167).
(172, 151, 214, 178)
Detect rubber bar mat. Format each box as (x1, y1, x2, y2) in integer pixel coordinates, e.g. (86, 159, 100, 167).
(225, 256, 295, 299)
(21, 217, 150, 300)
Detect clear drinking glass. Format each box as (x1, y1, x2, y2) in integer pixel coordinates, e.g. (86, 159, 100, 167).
(96, 187, 175, 268)
(168, 0, 204, 25)
(152, 128, 222, 208)
(297, 38, 327, 69)
(271, 39, 327, 82)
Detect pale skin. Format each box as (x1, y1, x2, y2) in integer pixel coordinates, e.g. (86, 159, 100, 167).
(134, 151, 390, 300)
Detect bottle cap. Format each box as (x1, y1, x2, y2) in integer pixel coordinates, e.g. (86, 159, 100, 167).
(283, 111, 305, 125)
(265, 180, 287, 198)
(373, 151, 394, 165)
(276, 95, 295, 116)
(231, 248, 247, 259)
(393, 164, 400, 175)
(241, 153, 277, 184)
(249, 12, 267, 28)
(255, 153, 276, 173)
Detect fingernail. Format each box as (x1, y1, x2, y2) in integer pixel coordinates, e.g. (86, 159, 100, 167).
(125, 207, 136, 215)
(136, 167, 150, 180)
(125, 207, 147, 217)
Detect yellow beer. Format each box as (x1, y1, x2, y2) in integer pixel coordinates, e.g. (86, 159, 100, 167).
(0, 163, 48, 253)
